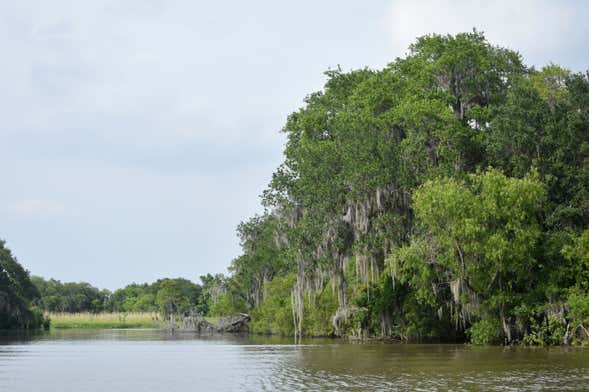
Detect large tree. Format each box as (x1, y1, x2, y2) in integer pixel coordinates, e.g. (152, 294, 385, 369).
(0, 240, 46, 329)
(223, 31, 589, 343)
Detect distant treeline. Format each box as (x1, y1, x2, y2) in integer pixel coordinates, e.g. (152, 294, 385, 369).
(31, 273, 232, 316)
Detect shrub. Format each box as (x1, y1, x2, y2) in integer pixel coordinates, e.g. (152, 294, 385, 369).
(522, 315, 566, 346)
(467, 319, 503, 345)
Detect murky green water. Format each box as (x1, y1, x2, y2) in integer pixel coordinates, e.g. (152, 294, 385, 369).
(1, 329, 588, 391)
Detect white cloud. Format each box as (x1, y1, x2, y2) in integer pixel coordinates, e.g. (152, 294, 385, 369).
(0, 1, 289, 144)
(5, 199, 66, 218)
(383, 0, 586, 69)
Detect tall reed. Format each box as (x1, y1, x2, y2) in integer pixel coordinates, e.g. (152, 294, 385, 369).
(48, 312, 161, 329)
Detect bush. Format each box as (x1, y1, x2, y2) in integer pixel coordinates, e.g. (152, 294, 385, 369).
(467, 319, 503, 345)
(251, 274, 296, 335)
(522, 315, 566, 346)
(302, 283, 338, 336)
(568, 288, 589, 327)
(209, 293, 246, 317)
(30, 306, 50, 330)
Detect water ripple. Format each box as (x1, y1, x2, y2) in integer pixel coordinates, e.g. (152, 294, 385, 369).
(0, 331, 588, 391)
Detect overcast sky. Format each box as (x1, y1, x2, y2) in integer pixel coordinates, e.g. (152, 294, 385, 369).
(1, 0, 588, 290)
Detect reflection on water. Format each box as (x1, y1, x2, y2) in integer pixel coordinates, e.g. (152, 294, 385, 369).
(1, 329, 588, 391)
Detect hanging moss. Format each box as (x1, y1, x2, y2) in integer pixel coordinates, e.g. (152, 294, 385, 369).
(222, 31, 589, 345)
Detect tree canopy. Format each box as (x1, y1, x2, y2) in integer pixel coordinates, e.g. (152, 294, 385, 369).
(223, 31, 589, 344)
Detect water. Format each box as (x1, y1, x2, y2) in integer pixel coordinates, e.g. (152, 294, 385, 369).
(1, 329, 588, 391)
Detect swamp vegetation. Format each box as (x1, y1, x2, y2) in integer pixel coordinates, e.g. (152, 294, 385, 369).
(211, 31, 589, 345)
(2, 32, 588, 346)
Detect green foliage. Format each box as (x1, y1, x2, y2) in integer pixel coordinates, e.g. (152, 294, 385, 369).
(0, 240, 48, 329)
(302, 282, 339, 337)
(34, 276, 205, 318)
(530, 64, 571, 109)
(251, 274, 296, 335)
(393, 170, 546, 341)
(156, 278, 202, 316)
(567, 288, 589, 329)
(562, 230, 589, 290)
(467, 319, 503, 345)
(230, 214, 293, 309)
(209, 293, 247, 317)
(520, 313, 566, 346)
(220, 31, 589, 344)
(33, 276, 110, 313)
(198, 273, 229, 315)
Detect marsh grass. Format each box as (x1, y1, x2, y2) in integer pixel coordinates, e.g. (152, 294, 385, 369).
(48, 312, 161, 329)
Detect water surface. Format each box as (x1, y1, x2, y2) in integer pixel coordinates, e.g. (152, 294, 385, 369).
(1, 329, 588, 391)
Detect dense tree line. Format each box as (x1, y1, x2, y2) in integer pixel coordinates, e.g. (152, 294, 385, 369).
(0, 240, 47, 329)
(108, 278, 202, 315)
(215, 31, 589, 344)
(31, 277, 111, 313)
(32, 274, 229, 317)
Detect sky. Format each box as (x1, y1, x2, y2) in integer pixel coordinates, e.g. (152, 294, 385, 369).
(1, 0, 588, 290)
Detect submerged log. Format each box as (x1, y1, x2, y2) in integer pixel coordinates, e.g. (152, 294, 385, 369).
(175, 313, 251, 334)
(181, 314, 216, 333)
(215, 313, 251, 333)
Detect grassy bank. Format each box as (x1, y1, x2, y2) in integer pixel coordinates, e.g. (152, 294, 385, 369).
(48, 312, 161, 329)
